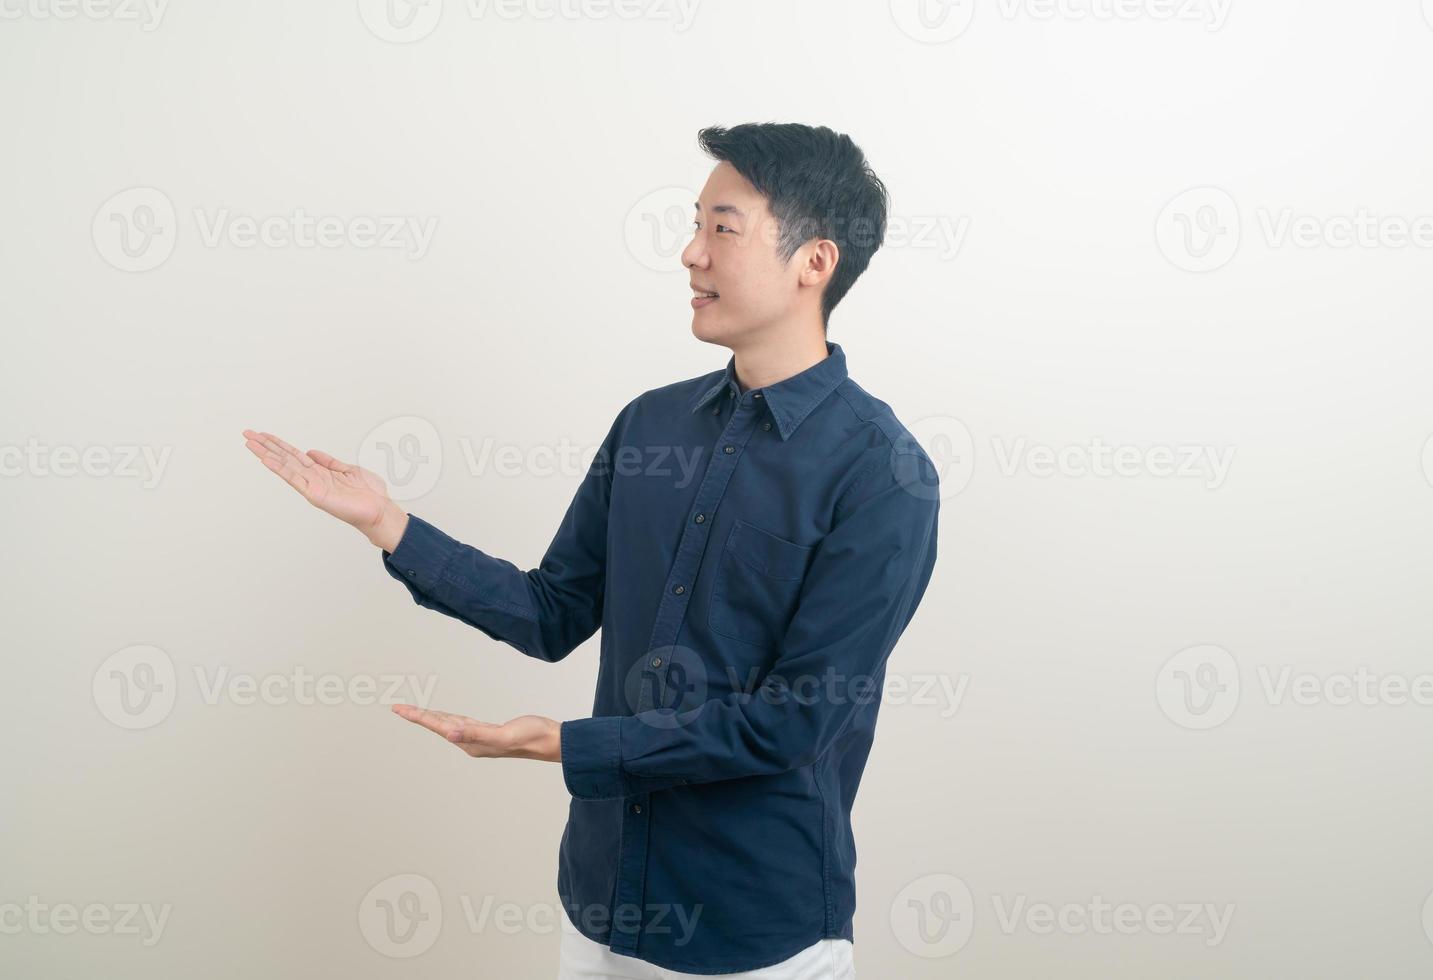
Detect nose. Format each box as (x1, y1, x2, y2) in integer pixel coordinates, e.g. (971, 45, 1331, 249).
(681, 226, 708, 270)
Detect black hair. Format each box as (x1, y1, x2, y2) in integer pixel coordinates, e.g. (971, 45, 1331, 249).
(696, 122, 889, 331)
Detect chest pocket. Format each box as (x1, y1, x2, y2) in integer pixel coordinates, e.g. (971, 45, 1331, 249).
(708, 519, 815, 650)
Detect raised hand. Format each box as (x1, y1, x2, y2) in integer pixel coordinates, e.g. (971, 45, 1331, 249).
(241, 429, 406, 547)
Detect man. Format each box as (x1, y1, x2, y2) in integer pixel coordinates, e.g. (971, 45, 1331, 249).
(243, 122, 940, 979)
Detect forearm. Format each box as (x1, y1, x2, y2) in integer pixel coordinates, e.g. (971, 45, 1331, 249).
(379, 512, 602, 663)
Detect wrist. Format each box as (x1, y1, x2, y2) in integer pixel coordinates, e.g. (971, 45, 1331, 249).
(366, 502, 410, 553)
(541, 719, 563, 763)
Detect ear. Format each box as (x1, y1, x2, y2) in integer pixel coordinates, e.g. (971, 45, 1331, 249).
(801, 239, 840, 288)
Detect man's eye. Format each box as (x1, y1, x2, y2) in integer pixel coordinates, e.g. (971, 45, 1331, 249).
(692, 222, 732, 233)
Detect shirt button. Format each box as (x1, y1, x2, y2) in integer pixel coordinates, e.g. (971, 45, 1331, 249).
(631, 803, 642, 814)
(693, 513, 705, 524)
(407, 570, 416, 577)
(761, 422, 771, 431)
(650, 656, 662, 668)
(712, 406, 719, 414)
(723, 445, 735, 454)
(672, 584, 685, 595)
(754, 392, 763, 399)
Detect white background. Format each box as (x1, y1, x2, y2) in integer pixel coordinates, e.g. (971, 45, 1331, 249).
(4, 0, 1433, 976)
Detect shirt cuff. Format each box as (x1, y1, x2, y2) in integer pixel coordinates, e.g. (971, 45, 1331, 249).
(381, 514, 458, 592)
(560, 716, 627, 800)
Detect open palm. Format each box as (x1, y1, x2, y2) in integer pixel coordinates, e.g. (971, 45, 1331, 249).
(242, 429, 391, 532)
(391, 704, 561, 762)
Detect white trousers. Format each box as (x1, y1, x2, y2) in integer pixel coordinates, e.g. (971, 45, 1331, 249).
(556, 911, 856, 980)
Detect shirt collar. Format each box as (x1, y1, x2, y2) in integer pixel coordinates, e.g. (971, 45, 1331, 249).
(687, 341, 848, 441)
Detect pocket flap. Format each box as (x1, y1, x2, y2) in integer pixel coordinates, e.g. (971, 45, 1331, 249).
(729, 520, 813, 581)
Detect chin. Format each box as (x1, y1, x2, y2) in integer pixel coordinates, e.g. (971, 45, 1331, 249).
(690, 314, 726, 344)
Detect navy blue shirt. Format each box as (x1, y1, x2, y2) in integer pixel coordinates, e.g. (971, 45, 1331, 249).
(381, 340, 940, 974)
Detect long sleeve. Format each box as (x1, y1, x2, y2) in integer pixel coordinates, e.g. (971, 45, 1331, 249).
(380, 401, 630, 663)
(560, 448, 940, 798)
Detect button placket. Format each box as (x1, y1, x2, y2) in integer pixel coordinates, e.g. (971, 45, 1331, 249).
(608, 395, 762, 954)
(641, 398, 760, 693)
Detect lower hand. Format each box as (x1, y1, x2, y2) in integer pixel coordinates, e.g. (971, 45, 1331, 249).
(391, 705, 562, 763)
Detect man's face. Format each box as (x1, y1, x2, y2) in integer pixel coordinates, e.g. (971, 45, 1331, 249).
(682, 161, 808, 346)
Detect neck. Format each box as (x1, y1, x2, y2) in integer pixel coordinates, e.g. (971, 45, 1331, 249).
(730, 329, 829, 394)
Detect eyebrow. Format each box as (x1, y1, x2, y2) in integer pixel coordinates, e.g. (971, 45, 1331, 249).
(693, 202, 746, 218)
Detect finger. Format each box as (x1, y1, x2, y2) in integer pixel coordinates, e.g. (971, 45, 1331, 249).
(305, 448, 353, 473)
(392, 705, 468, 738)
(256, 446, 319, 499)
(395, 705, 462, 726)
(263, 431, 316, 467)
(248, 430, 314, 470)
(245, 435, 329, 500)
(242, 433, 299, 474)
(241, 433, 278, 464)
(401, 710, 455, 733)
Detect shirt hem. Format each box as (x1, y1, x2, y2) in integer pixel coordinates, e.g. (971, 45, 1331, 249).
(560, 899, 851, 976)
